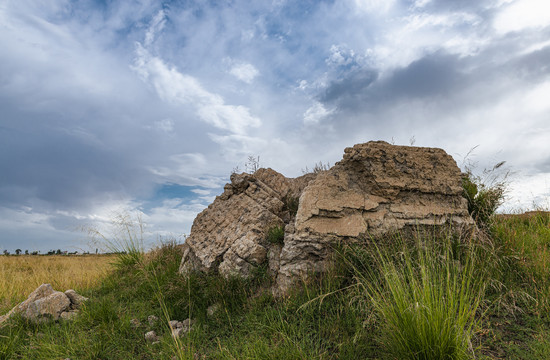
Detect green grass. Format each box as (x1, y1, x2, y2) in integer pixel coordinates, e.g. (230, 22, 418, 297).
(1, 212, 550, 359)
(266, 225, 285, 244)
(345, 232, 485, 360)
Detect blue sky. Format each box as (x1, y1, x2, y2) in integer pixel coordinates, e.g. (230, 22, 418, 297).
(1, 0, 549, 252)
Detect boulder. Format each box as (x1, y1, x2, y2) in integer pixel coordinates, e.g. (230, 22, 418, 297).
(179, 141, 474, 295)
(0, 284, 88, 326)
(25, 291, 71, 321)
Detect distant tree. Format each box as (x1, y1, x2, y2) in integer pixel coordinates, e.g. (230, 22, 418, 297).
(47, 250, 55, 255)
(31, 251, 39, 255)
(3, 250, 9, 256)
(56, 249, 62, 255)
(15, 249, 21, 255)
(25, 250, 29, 255)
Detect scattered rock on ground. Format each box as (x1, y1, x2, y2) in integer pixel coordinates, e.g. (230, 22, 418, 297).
(170, 318, 195, 338)
(144, 330, 159, 343)
(0, 284, 88, 327)
(207, 303, 219, 317)
(147, 314, 159, 327)
(169, 319, 180, 329)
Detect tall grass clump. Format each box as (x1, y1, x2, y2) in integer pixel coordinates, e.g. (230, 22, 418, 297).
(461, 160, 508, 229)
(86, 212, 145, 268)
(348, 231, 486, 359)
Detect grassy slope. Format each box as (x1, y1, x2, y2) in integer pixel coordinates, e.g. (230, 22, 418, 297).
(1, 213, 549, 359)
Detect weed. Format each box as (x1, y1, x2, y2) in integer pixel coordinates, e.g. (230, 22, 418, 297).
(266, 225, 285, 244)
(302, 161, 331, 175)
(282, 194, 300, 217)
(461, 160, 509, 229)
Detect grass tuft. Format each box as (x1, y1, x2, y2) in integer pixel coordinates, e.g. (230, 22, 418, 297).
(341, 231, 486, 360)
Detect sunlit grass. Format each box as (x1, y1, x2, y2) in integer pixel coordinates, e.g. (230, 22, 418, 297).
(2, 210, 550, 359)
(492, 211, 550, 313)
(342, 230, 485, 360)
(0, 255, 114, 313)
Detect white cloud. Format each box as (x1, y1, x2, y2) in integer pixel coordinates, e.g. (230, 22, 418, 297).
(494, 0, 550, 34)
(352, 0, 396, 14)
(208, 133, 268, 162)
(505, 173, 550, 211)
(522, 81, 550, 115)
(326, 44, 360, 67)
(133, 44, 261, 135)
(148, 153, 225, 188)
(145, 199, 206, 239)
(303, 102, 334, 125)
(229, 62, 260, 83)
(191, 188, 212, 196)
(153, 118, 175, 133)
(144, 9, 166, 47)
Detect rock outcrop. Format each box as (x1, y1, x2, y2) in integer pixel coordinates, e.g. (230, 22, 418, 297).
(179, 168, 315, 278)
(0, 284, 88, 326)
(179, 141, 474, 295)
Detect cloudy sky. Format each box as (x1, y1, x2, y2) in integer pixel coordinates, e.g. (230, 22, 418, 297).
(1, 0, 549, 253)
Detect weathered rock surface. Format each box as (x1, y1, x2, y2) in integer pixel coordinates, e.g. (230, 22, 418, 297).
(0, 284, 88, 326)
(25, 291, 71, 321)
(275, 141, 474, 293)
(65, 289, 88, 309)
(179, 168, 316, 278)
(179, 141, 474, 295)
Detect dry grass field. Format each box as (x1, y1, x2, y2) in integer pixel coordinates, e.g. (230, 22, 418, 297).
(0, 255, 115, 314)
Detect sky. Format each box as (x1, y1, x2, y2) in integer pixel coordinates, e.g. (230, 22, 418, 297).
(1, 0, 549, 253)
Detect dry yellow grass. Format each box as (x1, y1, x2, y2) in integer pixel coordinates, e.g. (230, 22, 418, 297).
(0, 255, 115, 314)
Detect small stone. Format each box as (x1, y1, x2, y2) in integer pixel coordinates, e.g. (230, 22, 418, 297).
(171, 327, 184, 338)
(168, 320, 180, 329)
(181, 318, 195, 332)
(144, 330, 159, 343)
(64, 290, 88, 309)
(181, 318, 195, 328)
(59, 310, 79, 321)
(147, 315, 159, 327)
(207, 304, 219, 317)
(130, 318, 141, 328)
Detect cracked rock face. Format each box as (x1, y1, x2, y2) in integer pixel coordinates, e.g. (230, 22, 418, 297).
(179, 141, 474, 295)
(179, 168, 315, 278)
